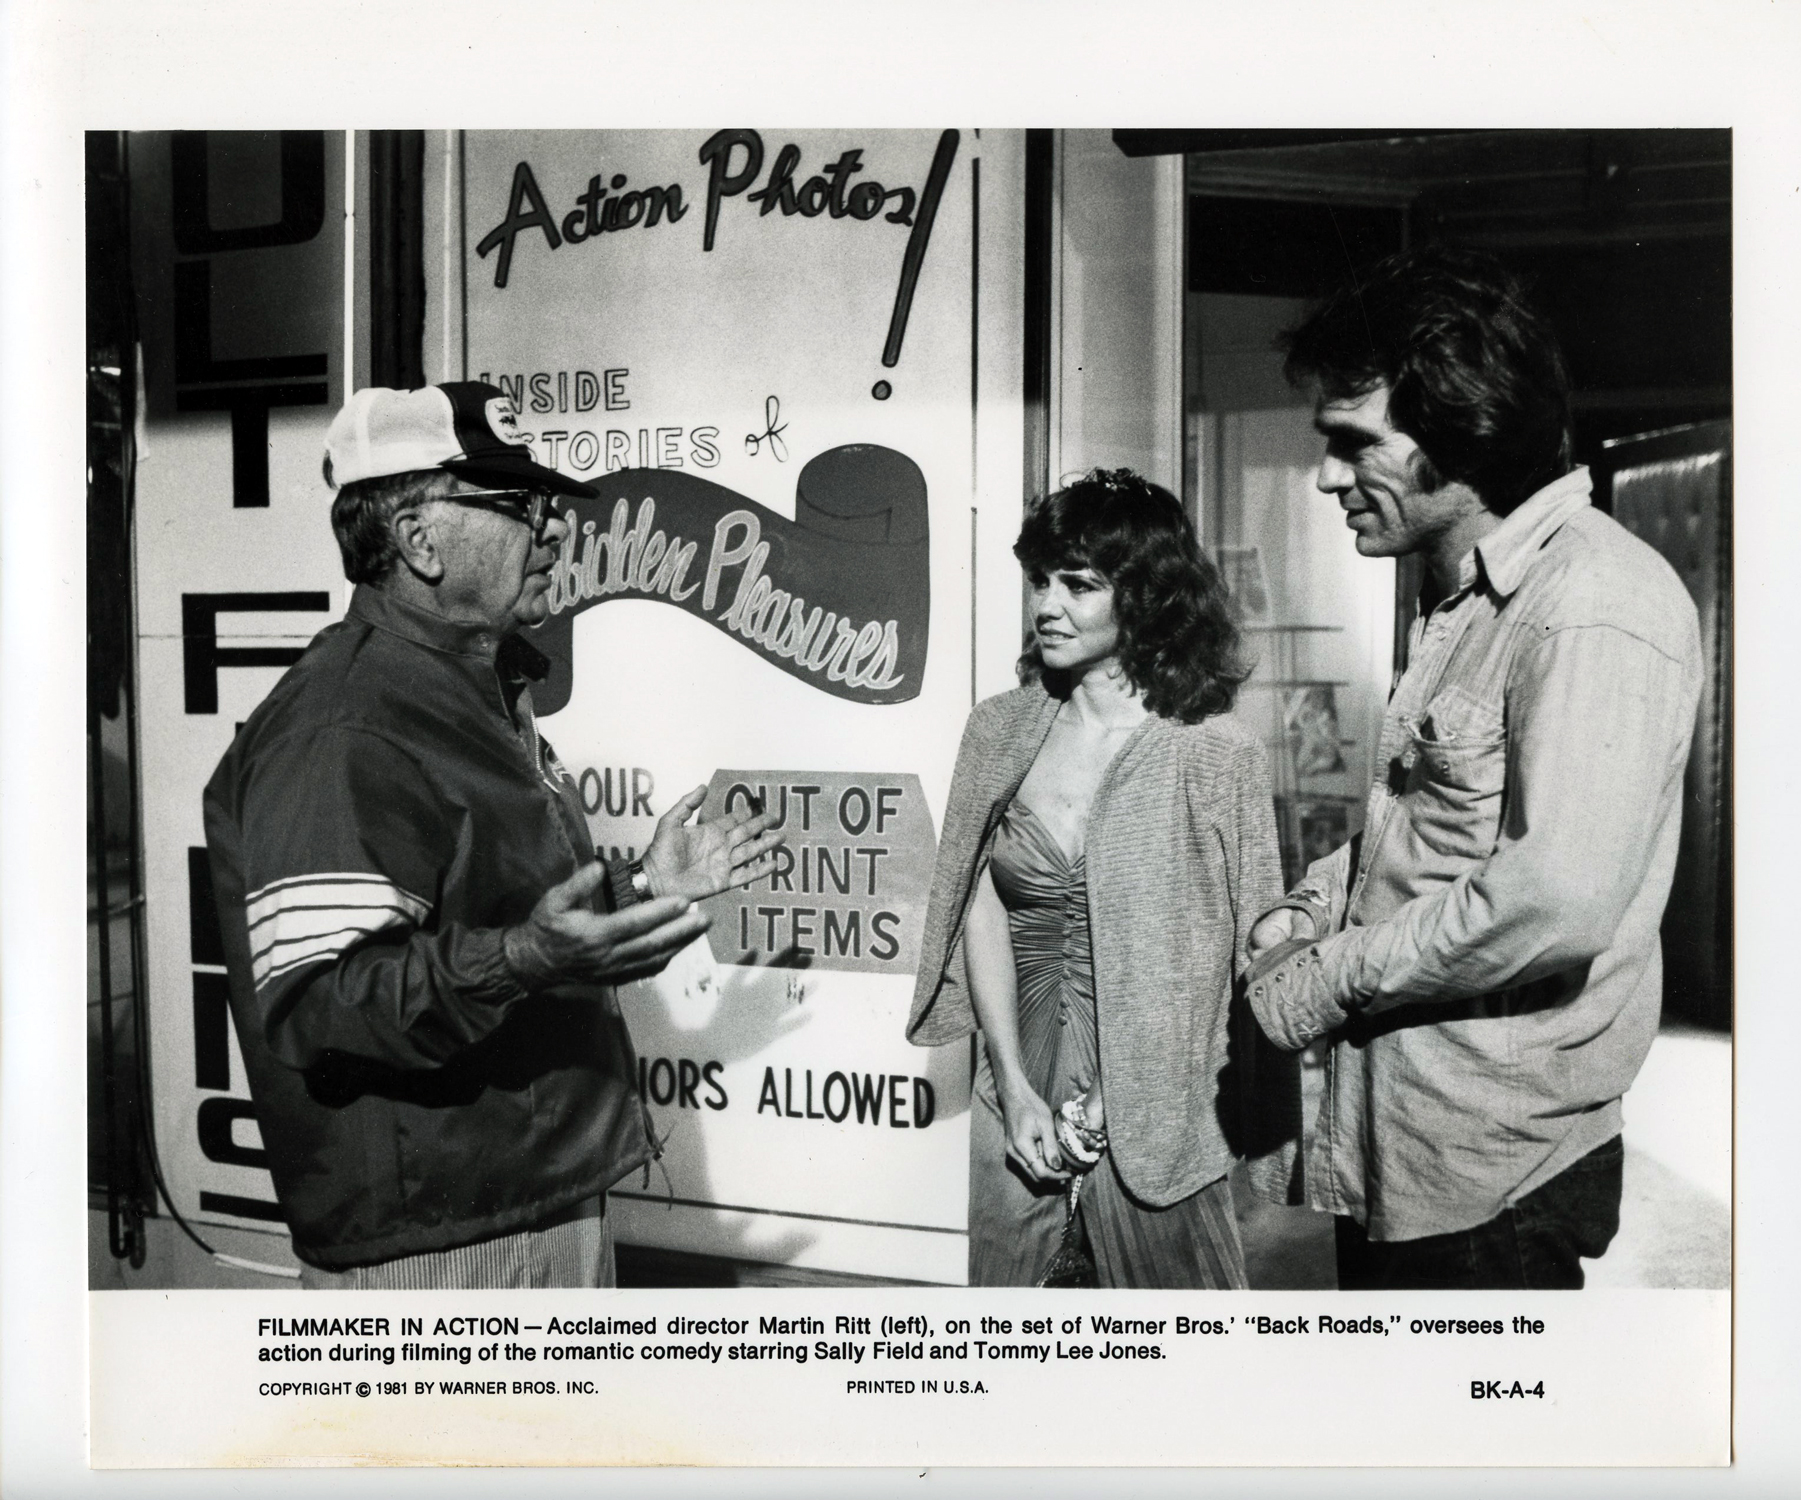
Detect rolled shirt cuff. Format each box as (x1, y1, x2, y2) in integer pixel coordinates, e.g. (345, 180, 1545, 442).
(1244, 934, 1352, 1052)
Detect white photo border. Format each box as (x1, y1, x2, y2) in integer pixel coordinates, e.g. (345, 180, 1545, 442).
(7, 0, 1798, 1492)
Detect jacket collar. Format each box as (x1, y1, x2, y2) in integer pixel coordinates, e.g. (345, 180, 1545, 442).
(1468, 466, 1594, 600)
(985, 683, 1063, 807)
(347, 583, 547, 678)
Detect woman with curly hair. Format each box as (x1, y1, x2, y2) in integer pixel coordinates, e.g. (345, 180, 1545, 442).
(907, 469, 1297, 1287)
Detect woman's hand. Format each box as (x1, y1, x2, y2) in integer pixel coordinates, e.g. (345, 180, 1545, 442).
(1079, 1081, 1104, 1132)
(997, 1079, 1067, 1183)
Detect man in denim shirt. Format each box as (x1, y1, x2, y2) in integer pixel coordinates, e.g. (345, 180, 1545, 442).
(1245, 248, 1704, 1290)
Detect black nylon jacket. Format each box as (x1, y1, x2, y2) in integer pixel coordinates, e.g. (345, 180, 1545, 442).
(203, 585, 649, 1269)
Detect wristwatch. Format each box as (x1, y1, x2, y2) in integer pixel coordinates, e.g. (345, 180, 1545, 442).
(627, 858, 653, 901)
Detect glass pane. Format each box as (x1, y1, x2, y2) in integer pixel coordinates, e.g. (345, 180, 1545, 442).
(1186, 291, 1395, 889)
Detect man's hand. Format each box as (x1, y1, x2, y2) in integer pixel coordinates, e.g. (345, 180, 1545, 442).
(1249, 906, 1305, 960)
(641, 784, 784, 903)
(504, 864, 709, 989)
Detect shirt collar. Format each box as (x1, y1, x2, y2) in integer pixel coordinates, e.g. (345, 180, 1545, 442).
(1467, 467, 1594, 600)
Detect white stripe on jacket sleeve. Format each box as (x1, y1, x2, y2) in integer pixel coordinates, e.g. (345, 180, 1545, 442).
(245, 874, 433, 987)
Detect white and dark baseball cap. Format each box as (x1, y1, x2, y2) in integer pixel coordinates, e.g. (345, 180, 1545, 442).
(324, 382, 597, 498)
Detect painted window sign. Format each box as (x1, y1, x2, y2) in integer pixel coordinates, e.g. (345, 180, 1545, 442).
(114, 129, 996, 1281)
(474, 130, 961, 383)
(459, 127, 986, 1277)
(127, 130, 353, 1242)
(529, 446, 929, 711)
(465, 132, 962, 710)
(148, 130, 340, 507)
(697, 770, 937, 976)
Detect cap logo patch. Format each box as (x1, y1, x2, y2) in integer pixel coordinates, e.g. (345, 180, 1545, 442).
(484, 396, 529, 447)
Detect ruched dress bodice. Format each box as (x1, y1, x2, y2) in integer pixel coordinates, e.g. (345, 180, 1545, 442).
(987, 800, 1098, 1109)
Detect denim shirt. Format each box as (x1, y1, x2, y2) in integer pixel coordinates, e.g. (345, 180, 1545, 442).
(1277, 468, 1703, 1241)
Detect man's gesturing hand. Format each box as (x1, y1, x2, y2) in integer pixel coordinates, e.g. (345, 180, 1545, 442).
(503, 863, 708, 989)
(641, 784, 784, 903)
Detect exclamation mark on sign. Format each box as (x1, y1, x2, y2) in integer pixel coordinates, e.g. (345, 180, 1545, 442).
(874, 129, 960, 400)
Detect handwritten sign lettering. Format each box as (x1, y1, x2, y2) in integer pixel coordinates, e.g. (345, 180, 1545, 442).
(474, 130, 960, 374)
(528, 446, 929, 710)
(698, 770, 936, 976)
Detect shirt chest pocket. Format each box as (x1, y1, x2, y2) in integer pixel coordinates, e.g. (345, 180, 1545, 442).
(1401, 685, 1507, 862)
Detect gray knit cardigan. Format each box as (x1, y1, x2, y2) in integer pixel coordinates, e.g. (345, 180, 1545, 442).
(907, 682, 1301, 1207)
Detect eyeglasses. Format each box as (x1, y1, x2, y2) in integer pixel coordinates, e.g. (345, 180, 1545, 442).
(444, 487, 562, 541)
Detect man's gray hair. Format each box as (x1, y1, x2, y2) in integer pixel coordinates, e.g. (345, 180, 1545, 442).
(325, 458, 456, 585)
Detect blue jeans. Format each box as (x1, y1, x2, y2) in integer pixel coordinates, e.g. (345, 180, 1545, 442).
(1334, 1134, 1624, 1290)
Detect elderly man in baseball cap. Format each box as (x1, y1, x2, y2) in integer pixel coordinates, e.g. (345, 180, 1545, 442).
(203, 383, 780, 1289)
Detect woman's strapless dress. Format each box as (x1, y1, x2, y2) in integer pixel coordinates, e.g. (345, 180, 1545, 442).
(966, 799, 1246, 1289)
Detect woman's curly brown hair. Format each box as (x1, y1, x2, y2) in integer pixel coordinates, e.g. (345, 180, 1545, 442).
(1015, 468, 1248, 723)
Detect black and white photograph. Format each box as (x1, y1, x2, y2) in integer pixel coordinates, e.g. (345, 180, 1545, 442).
(9, 0, 1800, 1484)
(87, 125, 1733, 1301)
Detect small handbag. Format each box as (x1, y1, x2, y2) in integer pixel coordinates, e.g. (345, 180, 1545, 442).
(1035, 1098, 1108, 1288)
(1036, 1179, 1100, 1288)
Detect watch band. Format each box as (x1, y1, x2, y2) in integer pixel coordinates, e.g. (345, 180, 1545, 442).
(627, 858, 652, 901)
(1259, 891, 1332, 943)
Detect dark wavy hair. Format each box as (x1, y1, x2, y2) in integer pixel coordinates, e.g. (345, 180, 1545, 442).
(1014, 469, 1248, 724)
(1280, 245, 1573, 516)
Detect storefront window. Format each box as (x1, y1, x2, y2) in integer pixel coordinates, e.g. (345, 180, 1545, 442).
(1186, 291, 1395, 885)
